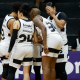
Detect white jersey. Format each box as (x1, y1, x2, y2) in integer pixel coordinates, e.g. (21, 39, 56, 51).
(47, 12, 68, 63)
(76, 38, 80, 51)
(1, 15, 15, 46)
(14, 19, 34, 46)
(33, 27, 42, 58)
(41, 16, 59, 37)
(47, 12, 68, 45)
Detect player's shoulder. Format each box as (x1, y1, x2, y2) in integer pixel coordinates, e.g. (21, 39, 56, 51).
(58, 12, 67, 17)
(14, 20, 20, 24)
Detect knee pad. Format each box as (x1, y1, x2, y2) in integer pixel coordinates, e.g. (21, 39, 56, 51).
(2, 64, 9, 79)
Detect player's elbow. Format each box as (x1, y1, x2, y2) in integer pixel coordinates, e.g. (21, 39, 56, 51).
(58, 24, 64, 29)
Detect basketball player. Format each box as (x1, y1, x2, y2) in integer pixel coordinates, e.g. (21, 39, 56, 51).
(29, 8, 63, 80)
(45, 2, 68, 80)
(0, 2, 22, 80)
(5, 4, 38, 80)
(29, 5, 42, 80)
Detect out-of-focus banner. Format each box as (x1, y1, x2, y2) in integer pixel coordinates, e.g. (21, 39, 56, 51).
(0, 51, 80, 80)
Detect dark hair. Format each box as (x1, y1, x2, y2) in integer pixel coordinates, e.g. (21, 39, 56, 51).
(46, 2, 56, 7)
(12, 2, 23, 13)
(29, 5, 38, 13)
(19, 4, 30, 17)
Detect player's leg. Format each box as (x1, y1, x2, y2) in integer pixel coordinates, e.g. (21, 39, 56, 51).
(55, 62, 67, 80)
(50, 57, 57, 80)
(33, 45, 42, 80)
(1, 64, 9, 80)
(7, 46, 25, 80)
(7, 66, 17, 80)
(55, 63, 61, 80)
(22, 46, 33, 80)
(60, 62, 67, 80)
(56, 45, 68, 80)
(42, 34, 63, 80)
(42, 56, 57, 80)
(23, 66, 30, 80)
(34, 66, 41, 80)
(0, 46, 10, 80)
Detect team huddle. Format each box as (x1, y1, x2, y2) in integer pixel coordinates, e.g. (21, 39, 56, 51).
(0, 2, 68, 80)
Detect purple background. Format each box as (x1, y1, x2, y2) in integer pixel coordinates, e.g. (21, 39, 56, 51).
(0, 51, 80, 80)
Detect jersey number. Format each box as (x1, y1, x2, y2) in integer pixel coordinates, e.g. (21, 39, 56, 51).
(1, 28, 5, 40)
(47, 22, 55, 32)
(18, 34, 32, 43)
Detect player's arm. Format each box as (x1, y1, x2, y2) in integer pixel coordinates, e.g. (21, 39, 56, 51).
(8, 19, 16, 37)
(33, 16, 49, 54)
(33, 27, 39, 43)
(52, 13, 66, 29)
(38, 36, 43, 44)
(5, 21, 20, 58)
(46, 6, 66, 29)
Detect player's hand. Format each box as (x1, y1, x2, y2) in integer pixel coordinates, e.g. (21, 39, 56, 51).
(46, 6, 56, 17)
(44, 45, 49, 54)
(5, 52, 10, 58)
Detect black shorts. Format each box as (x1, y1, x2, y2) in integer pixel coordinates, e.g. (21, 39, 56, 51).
(55, 62, 67, 79)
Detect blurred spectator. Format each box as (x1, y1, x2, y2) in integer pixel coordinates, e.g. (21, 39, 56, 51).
(72, 30, 80, 51)
(35, 0, 44, 8)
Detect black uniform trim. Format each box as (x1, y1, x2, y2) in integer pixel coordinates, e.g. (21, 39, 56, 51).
(7, 18, 15, 30)
(22, 19, 30, 22)
(42, 48, 60, 53)
(1, 56, 8, 60)
(48, 48, 60, 53)
(13, 59, 22, 65)
(18, 20, 21, 30)
(64, 42, 68, 46)
(33, 58, 42, 62)
(58, 12, 67, 22)
(61, 28, 64, 31)
(58, 54, 64, 58)
(23, 57, 33, 62)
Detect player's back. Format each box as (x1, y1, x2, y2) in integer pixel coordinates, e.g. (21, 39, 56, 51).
(14, 19, 34, 46)
(41, 16, 59, 37)
(1, 15, 14, 46)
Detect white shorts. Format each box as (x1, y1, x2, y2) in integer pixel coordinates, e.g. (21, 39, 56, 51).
(56, 45, 68, 63)
(42, 34, 63, 57)
(0, 44, 9, 64)
(9, 46, 34, 69)
(33, 44, 42, 66)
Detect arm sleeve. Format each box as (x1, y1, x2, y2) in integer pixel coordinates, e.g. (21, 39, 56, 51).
(72, 39, 77, 49)
(58, 12, 67, 22)
(8, 29, 18, 53)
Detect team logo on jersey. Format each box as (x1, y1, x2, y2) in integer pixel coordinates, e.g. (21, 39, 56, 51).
(23, 24, 31, 28)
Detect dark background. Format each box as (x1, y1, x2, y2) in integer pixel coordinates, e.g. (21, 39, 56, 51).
(0, 0, 80, 47)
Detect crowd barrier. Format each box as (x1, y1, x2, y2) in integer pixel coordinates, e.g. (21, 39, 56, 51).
(0, 51, 80, 80)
